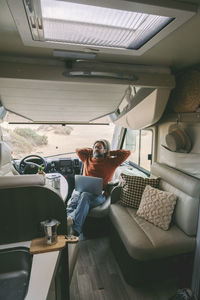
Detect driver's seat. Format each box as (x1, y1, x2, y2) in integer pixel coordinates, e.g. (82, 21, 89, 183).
(0, 141, 19, 176)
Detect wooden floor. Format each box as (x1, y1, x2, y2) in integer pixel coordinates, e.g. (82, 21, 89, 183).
(70, 237, 178, 300)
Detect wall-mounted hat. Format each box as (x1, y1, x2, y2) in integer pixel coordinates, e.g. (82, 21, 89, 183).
(164, 124, 192, 153)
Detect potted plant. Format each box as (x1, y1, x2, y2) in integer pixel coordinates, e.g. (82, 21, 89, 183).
(38, 165, 45, 175)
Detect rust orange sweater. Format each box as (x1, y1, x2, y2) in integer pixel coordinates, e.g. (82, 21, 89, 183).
(76, 148, 130, 190)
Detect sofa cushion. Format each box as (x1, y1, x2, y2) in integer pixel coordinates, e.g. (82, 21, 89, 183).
(151, 163, 200, 236)
(137, 185, 177, 230)
(119, 174, 160, 209)
(88, 196, 111, 218)
(109, 203, 195, 261)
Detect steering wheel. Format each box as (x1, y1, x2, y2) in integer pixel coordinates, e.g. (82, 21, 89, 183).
(19, 155, 47, 174)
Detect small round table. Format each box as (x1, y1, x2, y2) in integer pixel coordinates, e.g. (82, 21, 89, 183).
(45, 173, 68, 202)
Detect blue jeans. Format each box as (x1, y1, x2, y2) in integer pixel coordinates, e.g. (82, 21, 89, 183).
(67, 190, 106, 234)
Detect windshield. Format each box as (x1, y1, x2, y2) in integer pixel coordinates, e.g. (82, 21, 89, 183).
(1, 113, 115, 159)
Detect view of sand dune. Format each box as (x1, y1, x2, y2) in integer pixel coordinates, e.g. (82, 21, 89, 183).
(1, 112, 151, 171)
(1, 118, 115, 158)
(38, 124, 115, 157)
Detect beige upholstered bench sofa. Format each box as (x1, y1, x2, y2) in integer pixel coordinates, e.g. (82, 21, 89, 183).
(109, 163, 200, 285)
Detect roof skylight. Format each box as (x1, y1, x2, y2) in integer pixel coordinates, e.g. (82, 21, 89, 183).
(7, 0, 195, 56)
(40, 0, 172, 50)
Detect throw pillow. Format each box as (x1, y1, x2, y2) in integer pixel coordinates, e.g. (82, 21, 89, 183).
(137, 185, 177, 230)
(119, 174, 160, 209)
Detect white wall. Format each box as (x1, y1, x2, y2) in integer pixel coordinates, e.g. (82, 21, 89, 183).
(156, 119, 200, 178)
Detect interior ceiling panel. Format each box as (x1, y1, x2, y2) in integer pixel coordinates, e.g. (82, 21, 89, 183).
(0, 0, 200, 70)
(0, 78, 127, 122)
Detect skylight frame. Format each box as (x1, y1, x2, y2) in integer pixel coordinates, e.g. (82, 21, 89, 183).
(7, 0, 197, 56)
(39, 0, 173, 50)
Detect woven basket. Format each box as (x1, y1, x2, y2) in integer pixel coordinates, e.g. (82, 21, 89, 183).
(171, 70, 200, 113)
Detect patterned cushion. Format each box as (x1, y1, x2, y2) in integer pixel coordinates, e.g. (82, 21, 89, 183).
(119, 174, 160, 209)
(137, 185, 177, 230)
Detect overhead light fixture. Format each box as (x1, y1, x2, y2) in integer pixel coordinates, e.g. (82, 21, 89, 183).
(63, 71, 138, 81)
(53, 50, 96, 60)
(7, 0, 196, 56)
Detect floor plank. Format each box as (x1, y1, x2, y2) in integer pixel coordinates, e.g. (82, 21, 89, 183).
(70, 237, 178, 300)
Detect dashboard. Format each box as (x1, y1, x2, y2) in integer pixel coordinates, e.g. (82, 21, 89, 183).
(14, 157, 82, 176)
(13, 156, 82, 200)
(45, 157, 82, 175)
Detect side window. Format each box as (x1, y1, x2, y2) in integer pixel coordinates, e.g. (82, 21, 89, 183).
(124, 129, 139, 165)
(140, 130, 152, 171)
(123, 128, 152, 172)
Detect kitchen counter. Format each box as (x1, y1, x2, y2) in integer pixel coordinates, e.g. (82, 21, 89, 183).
(0, 241, 60, 300)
